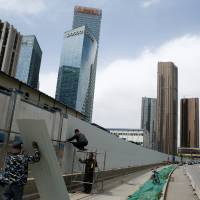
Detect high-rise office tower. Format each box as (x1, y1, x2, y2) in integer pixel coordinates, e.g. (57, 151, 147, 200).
(72, 6, 102, 121)
(73, 6, 102, 42)
(15, 35, 42, 89)
(56, 26, 97, 120)
(0, 20, 22, 77)
(141, 97, 157, 149)
(156, 62, 178, 155)
(180, 98, 199, 148)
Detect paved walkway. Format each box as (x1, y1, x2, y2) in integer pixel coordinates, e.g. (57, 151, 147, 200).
(70, 168, 159, 200)
(185, 164, 200, 199)
(166, 166, 198, 200)
(33, 166, 166, 200)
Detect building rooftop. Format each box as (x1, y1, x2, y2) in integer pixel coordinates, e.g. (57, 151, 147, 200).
(74, 5, 102, 16)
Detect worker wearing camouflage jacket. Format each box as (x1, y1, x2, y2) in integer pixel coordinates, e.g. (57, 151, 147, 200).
(0, 141, 40, 200)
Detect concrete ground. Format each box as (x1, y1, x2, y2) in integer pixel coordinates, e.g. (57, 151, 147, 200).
(166, 166, 198, 200)
(28, 165, 167, 200)
(70, 167, 163, 200)
(185, 164, 200, 199)
(0, 170, 154, 200)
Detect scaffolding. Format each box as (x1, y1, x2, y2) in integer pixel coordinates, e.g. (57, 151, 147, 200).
(69, 148, 106, 194)
(0, 89, 108, 195)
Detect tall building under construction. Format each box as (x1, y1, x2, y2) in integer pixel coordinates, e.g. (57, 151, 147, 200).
(180, 98, 199, 148)
(0, 20, 22, 77)
(156, 62, 178, 155)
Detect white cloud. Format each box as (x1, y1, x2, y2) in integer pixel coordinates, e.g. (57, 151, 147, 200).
(39, 72, 57, 98)
(93, 34, 200, 128)
(0, 0, 46, 15)
(141, 0, 160, 8)
(39, 34, 200, 129)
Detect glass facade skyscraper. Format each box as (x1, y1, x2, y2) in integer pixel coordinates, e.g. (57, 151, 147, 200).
(72, 6, 102, 121)
(56, 66, 80, 109)
(73, 6, 102, 43)
(56, 26, 97, 121)
(141, 97, 157, 150)
(15, 35, 42, 89)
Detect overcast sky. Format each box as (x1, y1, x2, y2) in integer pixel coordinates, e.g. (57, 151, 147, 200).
(1, 0, 200, 128)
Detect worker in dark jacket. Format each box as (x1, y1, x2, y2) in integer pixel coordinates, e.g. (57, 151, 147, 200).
(66, 129, 88, 151)
(79, 153, 97, 193)
(0, 141, 40, 200)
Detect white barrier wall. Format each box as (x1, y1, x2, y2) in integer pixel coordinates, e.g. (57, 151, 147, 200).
(12, 98, 56, 137)
(0, 93, 171, 174)
(63, 115, 169, 173)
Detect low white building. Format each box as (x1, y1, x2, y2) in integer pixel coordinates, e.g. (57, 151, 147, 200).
(108, 128, 144, 146)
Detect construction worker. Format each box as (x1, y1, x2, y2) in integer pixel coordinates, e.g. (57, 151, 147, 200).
(151, 169, 160, 184)
(79, 153, 97, 193)
(66, 129, 88, 151)
(0, 141, 40, 200)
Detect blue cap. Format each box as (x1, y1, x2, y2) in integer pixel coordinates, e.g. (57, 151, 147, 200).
(12, 141, 23, 149)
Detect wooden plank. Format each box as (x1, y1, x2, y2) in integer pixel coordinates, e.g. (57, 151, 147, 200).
(17, 119, 69, 200)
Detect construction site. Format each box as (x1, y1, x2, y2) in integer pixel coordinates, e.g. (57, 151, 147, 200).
(0, 71, 179, 199)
